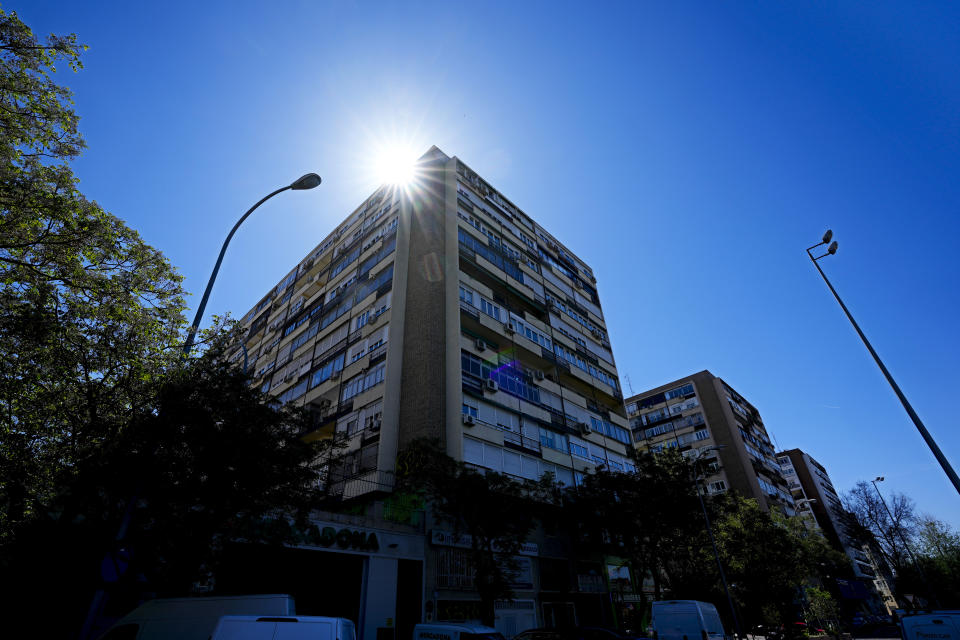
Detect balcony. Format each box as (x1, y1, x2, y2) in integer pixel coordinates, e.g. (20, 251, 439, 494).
(325, 469, 396, 502)
(459, 299, 480, 320)
(503, 431, 542, 456)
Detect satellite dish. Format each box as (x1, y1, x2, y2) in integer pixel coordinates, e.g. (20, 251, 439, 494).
(828, 241, 838, 255)
(822, 230, 833, 244)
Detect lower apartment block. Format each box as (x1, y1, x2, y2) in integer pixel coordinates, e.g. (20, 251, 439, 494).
(626, 370, 795, 513)
(233, 146, 634, 637)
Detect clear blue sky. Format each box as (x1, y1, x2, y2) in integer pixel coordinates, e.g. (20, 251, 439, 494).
(19, 1, 960, 527)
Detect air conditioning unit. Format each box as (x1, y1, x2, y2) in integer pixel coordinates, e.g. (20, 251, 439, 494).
(367, 313, 378, 325)
(591, 329, 602, 339)
(484, 379, 498, 393)
(462, 414, 476, 426)
(475, 338, 486, 351)
(318, 398, 331, 409)
(534, 370, 545, 381)
(503, 324, 514, 335)
(579, 421, 593, 435)
(370, 419, 382, 432)
(330, 371, 341, 381)
(574, 280, 583, 289)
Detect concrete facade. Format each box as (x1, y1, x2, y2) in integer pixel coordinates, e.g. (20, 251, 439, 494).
(778, 449, 898, 615)
(235, 146, 631, 636)
(626, 370, 795, 513)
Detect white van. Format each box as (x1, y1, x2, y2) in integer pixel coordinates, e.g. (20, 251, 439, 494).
(97, 594, 297, 640)
(413, 623, 506, 640)
(211, 615, 356, 640)
(651, 600, 727, 640)
(900, 612, 960, 640)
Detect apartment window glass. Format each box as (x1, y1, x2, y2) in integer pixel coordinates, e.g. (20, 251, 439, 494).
(479, 297, 501, 321)
(568, 438, 589, 459)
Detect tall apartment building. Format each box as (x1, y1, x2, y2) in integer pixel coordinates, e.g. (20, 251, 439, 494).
(234, 146, 632, 636)
(626, 370, 795, 513)
(778, 449, 897, 615)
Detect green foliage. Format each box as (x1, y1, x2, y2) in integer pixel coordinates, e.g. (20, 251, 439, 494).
(900, 516, 960, 607)
(712, 494, 847, 629)
(565, 449, 707, 608)
(805, 587, 840, 632)
(1, 326, 336, 633)
(397, 438, 551, 626)
(0, 9, 186, 541)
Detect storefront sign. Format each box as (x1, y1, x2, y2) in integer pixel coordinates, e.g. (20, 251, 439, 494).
(311, 525, 380, 552)
(430, 530, 538, 556)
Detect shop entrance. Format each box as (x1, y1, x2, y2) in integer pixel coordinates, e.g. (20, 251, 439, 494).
(217, 544, 365, 621)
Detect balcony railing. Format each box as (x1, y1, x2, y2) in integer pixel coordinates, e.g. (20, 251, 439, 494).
(503, 430, 542, 455)
(326, 469, 395, 501)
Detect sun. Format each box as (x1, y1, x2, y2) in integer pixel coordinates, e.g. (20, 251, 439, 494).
(371, 144, 419, 187)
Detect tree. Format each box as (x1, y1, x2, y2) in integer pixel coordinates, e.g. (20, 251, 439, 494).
(805, 587, 840, 633)
(842, 481, 918, 600)
(902, 515, 960, 607)
(396, 439, 551, 626)
(562, 450, 710, 630)
(0, 9, 186, 540)
(711, 493, 847, 632)
(1, 325, 338, 636)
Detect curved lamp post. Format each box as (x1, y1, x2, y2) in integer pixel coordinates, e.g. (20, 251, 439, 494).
(806, 231, 960, 497)
(80, 173, 321, 640)
(182, 172, 322, 354)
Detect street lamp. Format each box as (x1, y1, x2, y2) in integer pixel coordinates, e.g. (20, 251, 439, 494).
(806, 231, 960, 497)
(871, 477, 938, 607)
(79, 172, 322, 640)
(690, 445, 744, 640)
(182, 173, 322, 354)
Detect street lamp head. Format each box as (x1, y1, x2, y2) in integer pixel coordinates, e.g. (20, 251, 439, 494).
(827, 240, 838, 255)
(822, 229, 833, 244)
(875, 476, 884, 482)
(291, 173, 322, 190)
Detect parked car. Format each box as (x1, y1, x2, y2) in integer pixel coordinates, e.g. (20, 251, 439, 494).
(900, 612, 960, 640)
(97, 594, 298, 640)
(211, 615, 356, 640)
(514, 627, 644, 640)
(414, 623, 506, 640)
(651, 600, 727, 640)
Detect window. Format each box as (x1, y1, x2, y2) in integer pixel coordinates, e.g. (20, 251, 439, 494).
(341, 363, 386, 401)
(355, 310, 370, 329)
(665, 383, 695, 400)
(278, 378, 308, 404)
(568, 439, 589, 459)
(462, 402, 478, 419)
(309, 353, 345, 389)
(458, 229, 524, 283)
(480, 297, 501, 321)
(460, 351, 540, 404)
(709, 480, 727, 493)
(539, 428, 567, 452)
(459, 285, 474, 306)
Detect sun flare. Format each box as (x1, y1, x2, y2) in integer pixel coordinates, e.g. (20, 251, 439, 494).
(371, 144, 419, 187)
